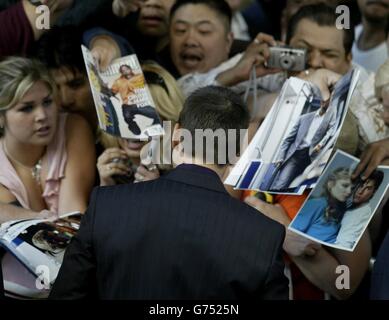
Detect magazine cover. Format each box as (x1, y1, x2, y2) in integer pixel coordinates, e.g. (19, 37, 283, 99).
(0, 212, 82, 298)
(81, 45, 164, 139)
(289, 150, 389, 252)
(225, 69, 359, 195)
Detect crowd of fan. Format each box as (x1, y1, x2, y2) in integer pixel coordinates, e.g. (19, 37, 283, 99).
(0, 0, 388, 300)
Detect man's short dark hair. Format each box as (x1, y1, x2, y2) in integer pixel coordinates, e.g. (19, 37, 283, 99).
(286, 3, 355, 55)
(34, 26, 85, 74)
(178, 86, 249, 166)
(170, 0, 232, 31)
(367, 170, 384, 192)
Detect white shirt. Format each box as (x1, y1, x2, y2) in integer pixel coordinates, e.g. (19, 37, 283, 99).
(335, 204, 372, 249)
(352, 24, 388, 73)
(231, 12, 251, 41)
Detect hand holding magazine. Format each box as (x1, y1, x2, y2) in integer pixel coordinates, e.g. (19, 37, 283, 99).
(81, 45, 163, 139)
(0, 212, 82, 299)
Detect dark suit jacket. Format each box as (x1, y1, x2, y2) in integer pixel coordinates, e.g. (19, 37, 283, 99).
(370, 230, 389, 299)
(50, 164, 288, 300)
(0, 249, 4, 300)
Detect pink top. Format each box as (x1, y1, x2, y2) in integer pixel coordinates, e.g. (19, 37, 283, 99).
(0, 113, 68, 213)
(0, 114, 68, 299)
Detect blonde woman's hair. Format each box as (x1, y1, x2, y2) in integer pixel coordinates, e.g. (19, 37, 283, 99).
(142, 62, 184, 122)
(0, 57, 56, 113)
(375, 59, 389, 100)
(100, 62, 184, 150)
(322, 167, 351, 222)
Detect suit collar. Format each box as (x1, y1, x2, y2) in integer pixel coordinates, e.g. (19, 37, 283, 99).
(163, 164, 228, 194)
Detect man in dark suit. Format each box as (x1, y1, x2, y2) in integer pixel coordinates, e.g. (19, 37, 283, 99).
(0, 252, 4, 300)
(270, 99, 336, 191)
(371, 230, 389, 299)
(50, 86, 288, 300)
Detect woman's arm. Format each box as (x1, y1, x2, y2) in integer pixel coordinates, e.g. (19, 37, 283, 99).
(0, 184, 43, 224)
(58, 114, 96, 214)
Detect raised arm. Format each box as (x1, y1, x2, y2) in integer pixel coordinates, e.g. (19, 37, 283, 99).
(57, 114, 96, 214)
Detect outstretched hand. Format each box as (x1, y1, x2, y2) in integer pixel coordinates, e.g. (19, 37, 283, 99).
(216, 33, 281, 87)
(90, 36, 122, 71)
(353, 137, 389, 180)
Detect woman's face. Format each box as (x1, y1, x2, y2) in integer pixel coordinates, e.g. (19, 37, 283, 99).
(118, 138, 148, 159)
(329, 178, 352, 202)
(3, 81, 58, 146)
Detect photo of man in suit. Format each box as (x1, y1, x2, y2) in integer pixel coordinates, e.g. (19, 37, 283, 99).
(111, 64, 160, 136)
(270, 98, 337, 191)
(49, 86, 288, 300)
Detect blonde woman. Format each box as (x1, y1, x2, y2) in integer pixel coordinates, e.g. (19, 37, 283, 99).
(0, 57, 95, 298)
(97, 62, 184, 186)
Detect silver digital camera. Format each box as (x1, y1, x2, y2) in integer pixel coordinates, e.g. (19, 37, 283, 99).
(267, 46, 307, 72)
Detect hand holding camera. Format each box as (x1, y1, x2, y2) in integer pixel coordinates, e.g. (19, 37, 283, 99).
(97, 148, 132, 186)
(216, 33, 281, 87)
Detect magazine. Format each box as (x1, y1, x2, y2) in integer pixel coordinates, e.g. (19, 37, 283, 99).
(225, 69, 360, 195)
(289, 150, 389, 252)
(0, 212, 82, 299)
(81, 45, 164, 139)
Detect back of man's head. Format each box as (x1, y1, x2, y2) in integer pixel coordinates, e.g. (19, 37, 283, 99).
(286, 2, 354, 56)
(178, 86, 249, 166)
(170, 0, 232, 30)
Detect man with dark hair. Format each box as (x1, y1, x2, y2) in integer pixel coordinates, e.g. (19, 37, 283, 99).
(169, 0, 234, 76)
(285, 2, 354, 75)
(35, 26, 98, 131)
(335, 169, 384, 249)
(50, 86, 288, 299)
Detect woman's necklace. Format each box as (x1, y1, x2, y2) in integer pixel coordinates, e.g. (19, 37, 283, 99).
(3, 141, 43, 187)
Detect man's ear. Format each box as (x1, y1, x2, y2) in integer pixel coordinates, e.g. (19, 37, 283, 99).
(327, 180, 335, 190)
(226, 31, 234, 55)
(346, 52, 352, 64)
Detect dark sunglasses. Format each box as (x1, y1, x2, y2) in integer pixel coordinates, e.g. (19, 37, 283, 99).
(143, 71, 169, 95)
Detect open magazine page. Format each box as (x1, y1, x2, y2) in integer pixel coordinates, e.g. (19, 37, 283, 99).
(289, 150, 389, 252)
(225, 70, 359, 195)
(81, 45, 164, 140)
(0, 212, 82, 299)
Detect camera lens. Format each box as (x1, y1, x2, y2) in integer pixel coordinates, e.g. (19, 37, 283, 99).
(280, 54, 295, 70)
